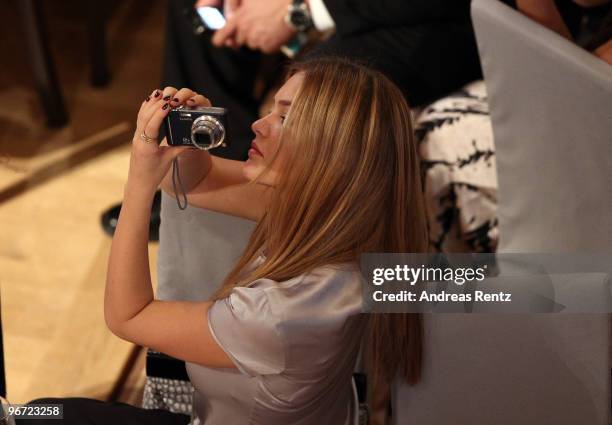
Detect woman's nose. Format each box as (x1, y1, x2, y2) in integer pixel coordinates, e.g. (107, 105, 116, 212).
(251, 116, 269, 138)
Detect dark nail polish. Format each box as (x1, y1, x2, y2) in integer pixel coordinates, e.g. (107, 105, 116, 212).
(162, 103, 169, 110)
(145, 96, 150, 102)
(172, 98, 179, 102)
(163, 95, 171, 101)
(154, 90, 160, 97)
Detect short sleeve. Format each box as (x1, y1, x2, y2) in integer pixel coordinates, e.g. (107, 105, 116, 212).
(208, 284, 285, 376)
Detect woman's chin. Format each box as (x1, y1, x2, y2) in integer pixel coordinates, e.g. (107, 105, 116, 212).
(242, 160, 262, 182)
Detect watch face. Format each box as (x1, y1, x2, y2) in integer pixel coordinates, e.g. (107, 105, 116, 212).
(290, 10, 310, 30)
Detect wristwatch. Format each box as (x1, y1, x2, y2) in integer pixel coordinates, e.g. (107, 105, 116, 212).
(285, 0, 314, 33)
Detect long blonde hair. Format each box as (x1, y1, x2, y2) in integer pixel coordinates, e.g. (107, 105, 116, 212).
(212, 57, 428, 385)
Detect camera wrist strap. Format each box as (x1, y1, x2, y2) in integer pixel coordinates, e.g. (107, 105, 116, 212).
(171, 158, 188, 210)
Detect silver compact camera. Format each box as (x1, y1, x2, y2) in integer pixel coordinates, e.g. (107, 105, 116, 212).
(164, 106, 229, 150)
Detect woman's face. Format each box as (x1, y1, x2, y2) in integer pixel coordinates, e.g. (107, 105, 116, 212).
(243, 72, 304, 186)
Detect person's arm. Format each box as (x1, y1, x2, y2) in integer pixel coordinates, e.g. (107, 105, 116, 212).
(516, 0, 573, 40)
(594, 38, 612, 64)
(320, 0, 471, 36)
(573, 0, 611, 7)
(160, 152, 271, 221)
(105, 89, 236, 369)
(157, 87, 271, 221)
(211, 0, 471, 53)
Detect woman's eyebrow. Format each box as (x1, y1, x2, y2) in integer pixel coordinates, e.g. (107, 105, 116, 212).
(275, 99, 292, 107)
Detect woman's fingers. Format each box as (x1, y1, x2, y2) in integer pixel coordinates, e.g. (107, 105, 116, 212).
(186, 94, 212, 107)
(142, 100, 172, 141)
(171, 88, 197, 107)
(141, 88, 162, 104)
(161, 86, 178, 103)
(146, 88, 162, 102)
(137, 87, 176, 132)
(138, 89, 163, 129)
(136, 87, 211, 140)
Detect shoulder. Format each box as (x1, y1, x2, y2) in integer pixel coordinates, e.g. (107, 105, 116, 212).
(252, 262, 364, 325)
(223, 261, 364, 323)
(292, 262, 364, 298)
(252, 261, 363, 294)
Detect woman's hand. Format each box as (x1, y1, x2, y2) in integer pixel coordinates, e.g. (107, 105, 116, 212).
(125, 87, 212, 200)
(212, 0, 295, 53)
(595, 39, 612, 65)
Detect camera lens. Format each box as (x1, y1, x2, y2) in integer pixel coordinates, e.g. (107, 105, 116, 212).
(190, 115, 225, 150)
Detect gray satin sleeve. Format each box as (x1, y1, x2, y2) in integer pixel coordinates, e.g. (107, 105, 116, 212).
(189, 264, 365, 425)
(208, 266, 364, 375)
(208, 283, 286, 376)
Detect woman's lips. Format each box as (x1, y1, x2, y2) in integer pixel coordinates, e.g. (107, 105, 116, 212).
(250, 142, 263, 157)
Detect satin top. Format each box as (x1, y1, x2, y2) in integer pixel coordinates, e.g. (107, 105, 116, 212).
(185, 255, 366, 425)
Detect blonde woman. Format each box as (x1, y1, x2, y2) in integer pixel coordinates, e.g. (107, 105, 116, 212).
(21, 57, 428, 425)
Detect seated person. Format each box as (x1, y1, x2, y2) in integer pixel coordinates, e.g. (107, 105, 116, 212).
(516, 0, 611, 63)
(21, 57, 428, 425)
(418, 0, 611, 254)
